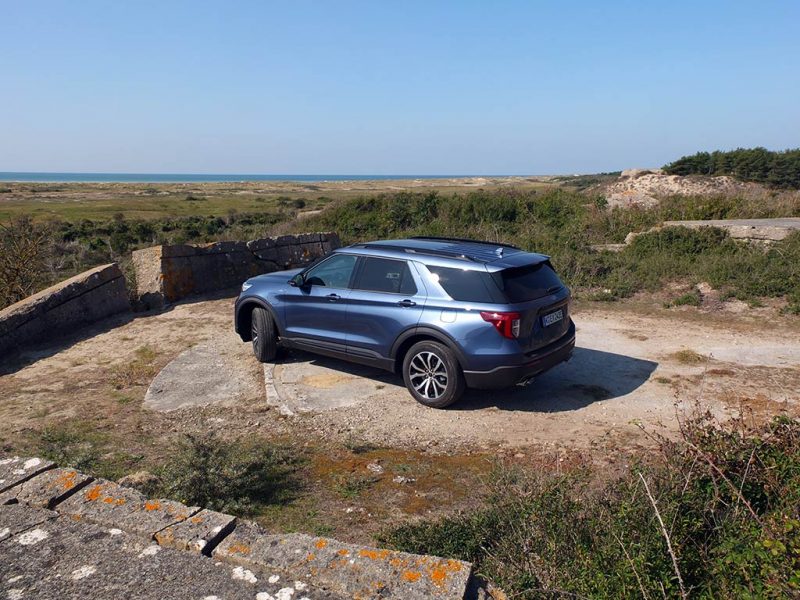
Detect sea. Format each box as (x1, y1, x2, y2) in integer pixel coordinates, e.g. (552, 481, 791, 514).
(0, 172, 497, 183)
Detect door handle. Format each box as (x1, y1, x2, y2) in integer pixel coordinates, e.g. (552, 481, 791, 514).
(397, 299, 416, 307)
(326, 293, 341, 302)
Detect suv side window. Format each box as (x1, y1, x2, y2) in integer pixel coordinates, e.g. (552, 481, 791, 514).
(304, 254, 358, 289)
(355, 257, 418, 295)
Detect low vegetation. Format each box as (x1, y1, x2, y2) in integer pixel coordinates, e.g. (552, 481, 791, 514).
(2, 184, 799, 311)
(664, 147, 800, 189)
(286, 189, 800, 312)
(379, 415, 800, 598)
(155, 433, 300, 516)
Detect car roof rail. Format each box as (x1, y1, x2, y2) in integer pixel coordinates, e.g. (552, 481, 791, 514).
(355, 242, 480, 263)
(409, 236, 521, 250)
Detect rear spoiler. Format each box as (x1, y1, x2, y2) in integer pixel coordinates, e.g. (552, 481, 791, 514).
(487, 251, 550, 269)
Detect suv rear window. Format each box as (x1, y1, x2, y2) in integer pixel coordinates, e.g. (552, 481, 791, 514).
(426, 266, 505, 303)
(492, 262, 563, 303)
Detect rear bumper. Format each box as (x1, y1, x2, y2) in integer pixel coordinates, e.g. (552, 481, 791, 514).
(462, 320, 576, 389)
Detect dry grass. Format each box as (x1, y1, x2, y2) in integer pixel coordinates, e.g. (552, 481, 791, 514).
(671, 349, 708, 364)
(109, 345, 159, 389)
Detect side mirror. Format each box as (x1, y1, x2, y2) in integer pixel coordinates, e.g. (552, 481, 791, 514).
(288, 273, 306, 287)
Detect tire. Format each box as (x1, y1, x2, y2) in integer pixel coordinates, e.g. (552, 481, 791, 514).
(402, 340, 465, 408)
(251, 307, 278, 362)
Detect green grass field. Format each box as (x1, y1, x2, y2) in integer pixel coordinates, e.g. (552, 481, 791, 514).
(0, 177, 556, 222)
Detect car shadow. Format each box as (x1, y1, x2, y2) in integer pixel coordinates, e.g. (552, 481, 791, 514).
(281, 346, 658, 414)
(455, 347, 658, 412)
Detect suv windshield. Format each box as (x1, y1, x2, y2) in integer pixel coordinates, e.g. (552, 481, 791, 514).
(491, 262, 563, 302)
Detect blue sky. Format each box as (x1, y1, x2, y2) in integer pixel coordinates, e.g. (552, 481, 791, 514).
(1, 1, 798, 174)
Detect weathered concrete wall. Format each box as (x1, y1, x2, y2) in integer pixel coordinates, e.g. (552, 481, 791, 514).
(0, 456, 474, 599)
(624, 218, 800, 246)
(132, 232, 341, 308)
(662, 218, 800, 241)
(0, 263, 130, 359)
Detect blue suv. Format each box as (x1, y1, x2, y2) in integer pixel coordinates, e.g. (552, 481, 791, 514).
(235, 237, 575, 408)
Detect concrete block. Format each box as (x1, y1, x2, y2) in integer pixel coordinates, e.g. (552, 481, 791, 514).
(253, 246, 279, 262)
(56, 478, 199, 539)
(155, 508, 236, 554)
(159, 244, 199, 258)
(198, 240, 249, 255)
(0, 457, 55, 493)
(321, 232, 342, 253)
(214, 520, 473, 599)
(0, 467, 93, 509)
(0, 264, 130, 356)
(0, 505, 342, 600)
(0, 503, 58, 541)
(131, 231, 341, 307)
(246, 236, 277, 252)
(275, 234, 300, 247)
(661, 218, 800, 242)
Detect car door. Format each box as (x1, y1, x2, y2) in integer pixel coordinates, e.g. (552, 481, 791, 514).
(282, 253, 358, 352)
(346, 257, 427, 361)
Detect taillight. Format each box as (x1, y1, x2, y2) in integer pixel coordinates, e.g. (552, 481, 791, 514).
(480, 311, 521, 339)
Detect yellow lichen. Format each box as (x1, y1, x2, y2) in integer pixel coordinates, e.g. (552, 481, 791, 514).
(358, 549, 390, 560)
(402, 571, 422, 582)
(430, 568, 447, 585)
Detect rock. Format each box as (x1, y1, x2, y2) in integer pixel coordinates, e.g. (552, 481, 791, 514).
(366, 463, 384, 474)
(696, 282, 714, 296)
(392, 476, 415, 484)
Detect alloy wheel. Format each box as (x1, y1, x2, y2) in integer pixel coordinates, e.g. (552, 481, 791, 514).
(408, 351, 449, 400)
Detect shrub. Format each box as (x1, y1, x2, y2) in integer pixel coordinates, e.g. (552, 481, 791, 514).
(379, 415, 800, 598)
(155, 434, 300, 515)
(672, 290, 703, 307)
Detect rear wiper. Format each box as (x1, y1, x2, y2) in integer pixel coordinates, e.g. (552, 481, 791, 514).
(546, 285, 562, 294)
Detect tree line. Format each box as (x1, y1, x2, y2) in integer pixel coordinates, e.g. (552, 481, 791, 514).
(663, 147, 800, 188)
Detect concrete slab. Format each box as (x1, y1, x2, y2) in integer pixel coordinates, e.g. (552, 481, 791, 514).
(0, 503, 58, 543)
(0, 504, 342, 599)
(56, 478, 200, 539)
(0, 456, 55, 493)
(662, 217, 800, 241)
(265, 353, 391, 415)
(155, 508, 236, 555)
(144, 336, 262, 412)
(0, 467, 93, 509)
(214, 520, 473, 600)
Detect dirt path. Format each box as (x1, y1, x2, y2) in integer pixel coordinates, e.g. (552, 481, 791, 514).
(1, 298, 797, 458)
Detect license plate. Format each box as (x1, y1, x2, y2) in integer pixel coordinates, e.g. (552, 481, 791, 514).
(542, 309, 564, 327)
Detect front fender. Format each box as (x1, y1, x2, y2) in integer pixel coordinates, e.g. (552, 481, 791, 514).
(234, 296, 282, 341)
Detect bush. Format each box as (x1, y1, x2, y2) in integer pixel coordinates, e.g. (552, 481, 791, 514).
(155, 433, 300, 516)
(379, 415, 800, 598)
(288, 191, 800, 308)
